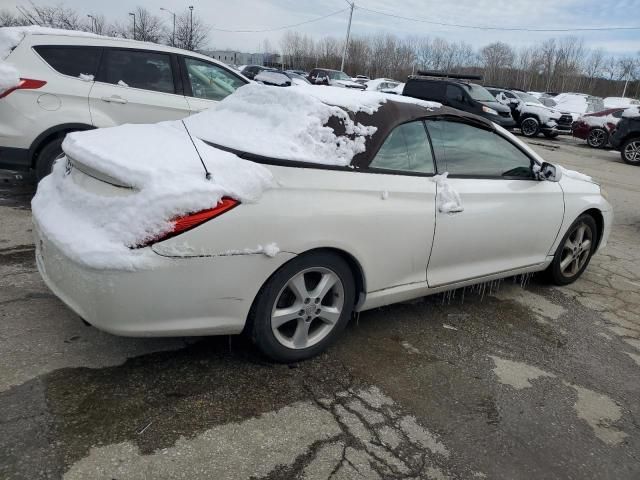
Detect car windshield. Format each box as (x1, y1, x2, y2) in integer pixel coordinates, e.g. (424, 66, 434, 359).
(328, 71, 351, 81)
(464, 84, 497, 102)
(515, 91, 543, 105)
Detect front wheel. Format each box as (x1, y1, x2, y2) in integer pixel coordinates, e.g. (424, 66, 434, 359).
(520, 117, 540, 137)
(621, 138, 640, 165)
(249, 252, 355, 362)
(587, 128, 608, 148)
(35, 137, 65, 181)
(548, 215, 597, 285)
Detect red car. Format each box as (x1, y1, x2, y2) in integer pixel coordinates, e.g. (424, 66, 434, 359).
(572, 108, 626, 148)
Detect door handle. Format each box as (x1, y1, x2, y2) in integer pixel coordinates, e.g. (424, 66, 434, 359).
(101, 95, 128, 104)
(439, 205, 464, 214)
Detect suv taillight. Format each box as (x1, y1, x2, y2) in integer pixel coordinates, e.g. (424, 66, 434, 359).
(136, 197, 239, 248)
(0, 78, 47, 99)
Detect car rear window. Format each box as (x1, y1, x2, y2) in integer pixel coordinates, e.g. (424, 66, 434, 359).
(34, 45, 102, 78)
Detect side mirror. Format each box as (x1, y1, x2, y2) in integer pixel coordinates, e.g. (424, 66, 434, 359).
(536, 162, 561, 182)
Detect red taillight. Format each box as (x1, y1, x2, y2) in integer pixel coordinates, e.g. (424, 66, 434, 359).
(136, 197, 239, 248)
(0, 78, 47, 99)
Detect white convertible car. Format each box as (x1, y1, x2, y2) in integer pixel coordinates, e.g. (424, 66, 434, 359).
(32, 84, 612, 362)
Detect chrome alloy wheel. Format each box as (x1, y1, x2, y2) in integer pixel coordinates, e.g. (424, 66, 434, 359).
(521, 118, 539, 136)
(270, 267, 345, 349)
(623, 140, 640, 164)
(560, 221, 593, 278)
(587, 128, 606, 148)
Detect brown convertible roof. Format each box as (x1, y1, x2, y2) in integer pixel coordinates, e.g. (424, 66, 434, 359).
(348, 99, 495, 168)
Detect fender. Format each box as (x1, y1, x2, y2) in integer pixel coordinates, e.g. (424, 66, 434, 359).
(29, 123, 94, 166)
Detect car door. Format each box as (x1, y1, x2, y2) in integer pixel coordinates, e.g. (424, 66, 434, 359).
(362, 120, 437, 288)
(89, 48, 190, 127)
(445, 84, 467, 110)
(425, 118, 564, 287)
(180, 56, 247, 113)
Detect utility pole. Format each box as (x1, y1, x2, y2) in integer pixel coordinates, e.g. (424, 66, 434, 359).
(128, 12, 136, 40)
(340, 1, 354, 73)
(622, 70, 630, 98)
(87, 14, 95, 33)
(160, 7, 176, 46)
(189, 6, 194, 51)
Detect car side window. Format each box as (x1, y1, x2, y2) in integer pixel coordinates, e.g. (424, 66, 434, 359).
(446, 85, 464, 103)
(102, 49, 175, 94)
(426, 119, 533, 178)
(184, 57, 245, 101)
(612, 110, 623, 118)
(370, 122, 435, 174)
(34, 46, 102, 78)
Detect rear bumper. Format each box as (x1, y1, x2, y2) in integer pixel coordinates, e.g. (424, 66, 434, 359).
(35, 229, 296, 337)
(0, 146, 30, 171)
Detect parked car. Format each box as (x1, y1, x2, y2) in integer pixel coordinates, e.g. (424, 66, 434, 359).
(401, 72, 516, 129)
(571, 108, 626, 148)
(0, 27, 249, 179)
(553, 93, 605, 120)
(240, 65, 276, 80)
(366, 78, 401, 92)
(487, 87, 573, 138)
(603, 97, 640, 109)
(307, 68, 366, 89)
(285, 69, 307, 77)
(610, 107, 640, 165)
(352, 75, 370, 85)
(33, 84, 611, 362)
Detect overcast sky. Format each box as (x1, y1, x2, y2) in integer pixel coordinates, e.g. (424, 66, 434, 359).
(4, 0, 640, 55)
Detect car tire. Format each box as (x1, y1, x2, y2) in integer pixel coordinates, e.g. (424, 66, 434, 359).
(520, 117, 540, 137)
(547, 214, 598, 286)
(249, 251, 355, 362)
(35, 137, 65, 181)
(587, 128, 608, 148)
(621, 137, 640, 165)
(543, 131, 559, 138)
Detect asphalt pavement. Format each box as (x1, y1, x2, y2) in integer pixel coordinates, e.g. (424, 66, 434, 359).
(1, 135, 639, 479)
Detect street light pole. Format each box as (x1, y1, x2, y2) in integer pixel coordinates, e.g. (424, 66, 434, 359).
(128, 12, 136, 40)
(189, 6, 194, 51)
(340, 1, 354, 73)
(87, 14, 95, 33)
(160, 7, 176, 47)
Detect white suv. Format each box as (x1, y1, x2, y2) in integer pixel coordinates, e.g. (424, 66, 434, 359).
(0, 29, 249, 179)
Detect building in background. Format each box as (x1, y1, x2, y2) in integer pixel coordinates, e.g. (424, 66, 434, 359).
(201, 50, 282, 69)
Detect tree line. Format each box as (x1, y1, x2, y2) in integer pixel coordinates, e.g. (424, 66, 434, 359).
(280, 31, 640, 99)
(0, 3, 208, 51)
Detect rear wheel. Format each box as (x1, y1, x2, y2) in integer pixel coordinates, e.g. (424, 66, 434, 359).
(35, 137, 65, 181)
(587, 128, 608, 148)
(249, 252, 355, 362)
(521, 117, 540, 137)
(621, 138, 640, 165)
(548, 214, 597, 285)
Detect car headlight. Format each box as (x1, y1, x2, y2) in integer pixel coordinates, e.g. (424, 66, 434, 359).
(482, 105, 498, 115)
(600, 186, 609, 200)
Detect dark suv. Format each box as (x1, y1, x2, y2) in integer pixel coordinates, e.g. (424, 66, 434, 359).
(402, 72, 516, 129)
(610, 109, 640, 165)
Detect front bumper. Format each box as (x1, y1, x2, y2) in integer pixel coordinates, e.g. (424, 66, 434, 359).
(35, 229, 295, 337)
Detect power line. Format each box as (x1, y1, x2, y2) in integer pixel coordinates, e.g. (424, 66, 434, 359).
(209, 8, 348, 33)
(356, 5, 640, 32)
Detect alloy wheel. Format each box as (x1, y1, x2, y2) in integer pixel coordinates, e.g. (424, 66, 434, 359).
(623, 140, 640, 164)
(521, 118, 538, 137)
(587, 129, 606, 148)
(270, 267, 345, 350)
(559, 221, 593, 278)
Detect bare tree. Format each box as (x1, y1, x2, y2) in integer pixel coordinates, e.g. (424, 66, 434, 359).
(173, 9, 208, 51)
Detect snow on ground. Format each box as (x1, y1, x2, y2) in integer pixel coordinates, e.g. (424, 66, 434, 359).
(32, 122, 275, 270)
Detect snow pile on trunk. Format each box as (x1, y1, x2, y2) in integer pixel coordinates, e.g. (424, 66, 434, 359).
(432, 173, 463, 213)
(622, 107, 640, 118)
(581, 114, 619, 129)
(32, 122, 275, 270)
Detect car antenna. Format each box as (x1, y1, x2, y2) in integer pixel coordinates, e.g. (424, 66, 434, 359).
(181, 119, 212, 181)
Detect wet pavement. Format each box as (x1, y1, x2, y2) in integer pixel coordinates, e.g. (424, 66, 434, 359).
(1, 137, 639, 479)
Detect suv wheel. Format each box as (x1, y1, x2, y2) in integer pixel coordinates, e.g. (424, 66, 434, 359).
(587, 128, 608, 148)
(621, 138, 640, 165)
(521, 117, 540, 137)
(35, 138, 65, 181)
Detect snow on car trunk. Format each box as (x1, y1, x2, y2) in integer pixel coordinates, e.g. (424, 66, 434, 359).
(32, 121, 275, 270)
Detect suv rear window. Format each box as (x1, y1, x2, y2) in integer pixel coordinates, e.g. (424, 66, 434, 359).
(101, 49, 175, 94)
(34, 46, 102, 78)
